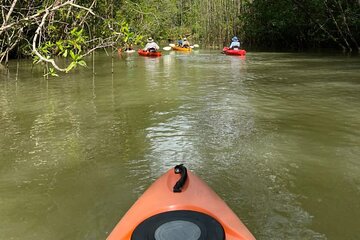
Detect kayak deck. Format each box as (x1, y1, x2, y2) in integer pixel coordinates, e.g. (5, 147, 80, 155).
(171, 45, 192, 52)
(223, 47, 246, 56)
(107, 165, 255, 240)
(137, 49, 162, 57)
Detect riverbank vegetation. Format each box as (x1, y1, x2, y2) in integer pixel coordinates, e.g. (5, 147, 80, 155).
(1, 0, 359, 74)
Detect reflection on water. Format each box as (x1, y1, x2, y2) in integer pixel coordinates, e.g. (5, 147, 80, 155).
(0, 51, 360, 240)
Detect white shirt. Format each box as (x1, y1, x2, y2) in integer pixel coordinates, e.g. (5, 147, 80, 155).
(229, 41, 240, 49)
(144, 42, 160, 50)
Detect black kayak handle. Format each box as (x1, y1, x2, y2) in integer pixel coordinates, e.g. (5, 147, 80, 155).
(173, 164, 187, 193)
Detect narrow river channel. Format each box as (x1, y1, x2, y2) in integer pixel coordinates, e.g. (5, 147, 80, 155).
(1, 50, 359, 239)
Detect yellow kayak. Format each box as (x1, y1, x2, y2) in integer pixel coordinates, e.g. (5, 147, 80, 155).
(171, 45, 192, 52)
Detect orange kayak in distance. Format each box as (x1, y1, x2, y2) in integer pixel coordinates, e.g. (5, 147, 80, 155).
(171, 45, 192, 52)
(137, 49, 162, 57)
(107, 165, 256, 240)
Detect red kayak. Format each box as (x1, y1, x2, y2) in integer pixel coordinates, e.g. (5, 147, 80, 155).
(137, 49, 162, 57)
(223, 47, 246, 56)
(107, 164, 255, 240)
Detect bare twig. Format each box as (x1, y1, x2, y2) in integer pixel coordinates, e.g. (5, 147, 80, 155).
(0, 0, 94, 33)
(1, 0, 18, 28)
(32, 8, 67, 72)
(30, 0, 96, 71)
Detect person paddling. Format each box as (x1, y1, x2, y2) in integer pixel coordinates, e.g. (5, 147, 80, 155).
(181, 37, 190, 48)
(144, 37, 160, 52)
(177, 36, 183, 47)
(229, 36, 240, 50)
(124, 43, 134, 51)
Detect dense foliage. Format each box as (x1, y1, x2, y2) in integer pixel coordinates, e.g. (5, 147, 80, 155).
(244, 0, 360, 51)
(1, 0, 359, 74)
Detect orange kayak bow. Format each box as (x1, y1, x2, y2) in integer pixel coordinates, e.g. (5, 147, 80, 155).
(107, 165, 255, 240)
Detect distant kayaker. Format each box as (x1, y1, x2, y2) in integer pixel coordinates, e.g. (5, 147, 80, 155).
(181, 37, 190, 48)
(229, 36, 241, 49)
(177, 37, 183, 46)
(124, 43, 134, 51)
(144, 37, 160, 52)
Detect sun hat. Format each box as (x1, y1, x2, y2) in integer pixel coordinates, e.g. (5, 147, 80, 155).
(147, 37, 154, 43)
(232, 36, 238, 41)
(183, 37, 187, 40)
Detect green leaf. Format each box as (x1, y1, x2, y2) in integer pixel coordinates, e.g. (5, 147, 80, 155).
(49, 68, 59, 77)
(33, 56, 40, 64)
(69, 50, 76, 60)
(63, 49, 68, 58)
(66, 61, 77, 73)
(70, 27, 78, 36)
(56, 41, 64, 51)
(77, 60, 87, 67)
